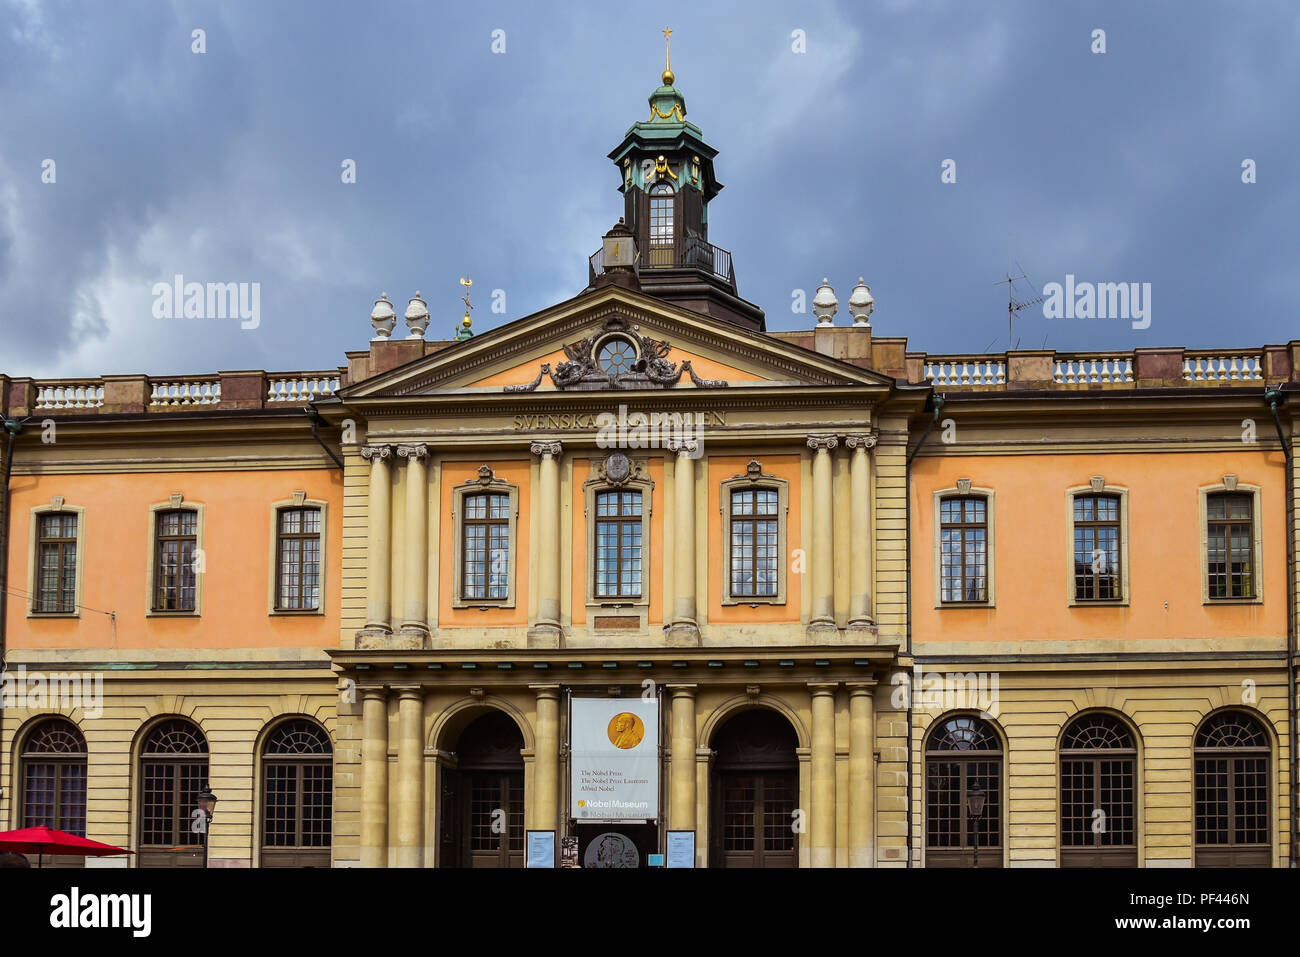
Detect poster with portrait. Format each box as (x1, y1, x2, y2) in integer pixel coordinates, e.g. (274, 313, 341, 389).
(569, 696, 660, 822)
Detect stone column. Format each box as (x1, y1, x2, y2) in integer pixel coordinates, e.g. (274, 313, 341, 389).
(359, 445, 393, 644)
(809, 682, 837, 867)
(667, 684, 697, 829)
(394, 686, 424, 867)
(667, 440, 700, 645)
(528, 442, 563, 647)
(847, 681, 876, 868)
(396, 444, 429, 645)
(532, 685, 561, 838)
(807, 436, 838, 635)
(360, 686, 389, 867)
(845, 433, 877, 632)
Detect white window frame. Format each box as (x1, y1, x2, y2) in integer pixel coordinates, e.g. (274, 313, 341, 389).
(932, 485, 996, 608)
(267, 493, 329, 615)
(720, 466, 789, 606)
(27, 500, 85, 618)
(145, 496, 205, 616)
(1065, 482, 1131, 607)
(1199, 480, 1264, 605)
(451, 471, 519, 609)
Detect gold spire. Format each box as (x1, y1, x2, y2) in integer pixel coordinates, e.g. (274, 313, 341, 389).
(662, 27, 674, 85)
(457, 277, 474, 338)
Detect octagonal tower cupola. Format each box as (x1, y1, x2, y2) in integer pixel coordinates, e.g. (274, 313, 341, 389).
(600, 29, 764, 331)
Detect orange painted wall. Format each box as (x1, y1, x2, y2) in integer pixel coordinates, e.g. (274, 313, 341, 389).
(6, 469, 343, 651)
(438, 460, 530, 626)
(911, 451, 1288, 643)
(570, 456, 664, 626)
(707, 454, 802, 623)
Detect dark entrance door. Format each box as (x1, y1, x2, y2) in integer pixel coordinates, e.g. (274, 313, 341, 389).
(709, 709, 798, 868)
(440, 711, 524, 868)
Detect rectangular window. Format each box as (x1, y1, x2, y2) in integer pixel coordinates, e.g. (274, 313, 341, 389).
(1207, 492, 1254, 599)
(34, 513, 78, 613)
(939, 497, 987, 602)
(276, 507, 322, 610)
(462, 492, 510, 600)
(1073, 495, 1121, 600)
(595, 489, 642, 599)
(154, 509, 197, 611)
(730, 488, 779, 597)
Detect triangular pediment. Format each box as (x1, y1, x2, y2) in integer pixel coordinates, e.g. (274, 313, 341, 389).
(343, 285, 896, 401)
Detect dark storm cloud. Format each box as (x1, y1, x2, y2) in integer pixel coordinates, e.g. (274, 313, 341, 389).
(1, 0, 1296, 378)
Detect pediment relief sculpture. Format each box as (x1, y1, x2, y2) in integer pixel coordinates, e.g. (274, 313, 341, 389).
(505, 315, 728, 392)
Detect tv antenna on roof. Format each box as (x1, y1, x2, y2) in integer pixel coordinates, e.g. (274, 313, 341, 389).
(994, 264, 1043, 351)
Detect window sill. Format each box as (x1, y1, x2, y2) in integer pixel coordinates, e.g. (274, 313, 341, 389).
(450, 600, 515, 611)
(1068, 600, 1129, 608)
(270, 609, 325, 617)
(1203, 597, 1263, 606)
(935, 601, 995, 609)
(721, 598, 787, 607)
(27, 612, 80, 619)
(147, 611, 200, 618)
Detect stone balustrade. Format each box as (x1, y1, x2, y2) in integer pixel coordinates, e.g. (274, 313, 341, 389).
(3, 368, 348, 416)
(906, 343, 1297, 391)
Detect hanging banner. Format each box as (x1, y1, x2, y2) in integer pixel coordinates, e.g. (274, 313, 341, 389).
(570, 697, 659, 822)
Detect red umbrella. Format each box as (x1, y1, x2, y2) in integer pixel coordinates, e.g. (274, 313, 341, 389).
(0, 826, 132, 868)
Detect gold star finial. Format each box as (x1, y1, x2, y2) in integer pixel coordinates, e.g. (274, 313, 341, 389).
(662, 28, 674, 85)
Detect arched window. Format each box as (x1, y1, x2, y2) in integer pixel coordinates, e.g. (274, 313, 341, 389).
(1060, 714, 1137, 866)
(138, 718, 208, 868)
(261, 719, 333, 867)
(21, 719, 87, 853)
(1194, 711, 1270, 867)
(925, 714, 1002, 867)
(648, 183, 675, 264)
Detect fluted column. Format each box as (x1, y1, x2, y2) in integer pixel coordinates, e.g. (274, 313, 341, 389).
(394, 687, 424, 867)
(809, 682, 837, 867)
(847, 681, 876, 867)
(807, 436, 838, 635)
(667, 440, 700, 645)
(360, 686, 389, 867)
(397, 444, 429, 643)
(528, 441, 563, 647)
(532, 685, 561, 836)
(668, 684, 697, 831)
(360, 445, 393, 642)
(845, 433, 877, 632)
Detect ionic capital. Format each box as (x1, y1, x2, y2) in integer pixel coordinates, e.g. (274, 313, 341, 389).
(530, 440, 563, 459)
(844, 432, 878, 450)
(807, 435, 839, 452)
(361, 444, 393, 462)
(396, 443, 429, 461)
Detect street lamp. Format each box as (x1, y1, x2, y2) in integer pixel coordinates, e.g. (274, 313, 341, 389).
(967, 788, 986, 869)
(196, 787, 218, 869)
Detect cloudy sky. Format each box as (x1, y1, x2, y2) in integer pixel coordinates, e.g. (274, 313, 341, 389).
(2, 0, 1296, 379)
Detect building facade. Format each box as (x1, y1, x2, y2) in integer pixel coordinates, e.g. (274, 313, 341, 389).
(1, 58, 1296, 868)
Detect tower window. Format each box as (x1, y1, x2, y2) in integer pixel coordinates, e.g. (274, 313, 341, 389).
(649, 183, 674, 264)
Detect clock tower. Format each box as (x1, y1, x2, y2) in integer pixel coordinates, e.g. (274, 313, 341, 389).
(598, 30, 766, 331)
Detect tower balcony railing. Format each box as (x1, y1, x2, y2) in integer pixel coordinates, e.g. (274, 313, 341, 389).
(589, 234, 735, 286)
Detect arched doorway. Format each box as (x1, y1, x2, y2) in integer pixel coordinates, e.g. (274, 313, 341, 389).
(1194, 710, 1271, 867)
(260, 718, 333, 868)
(1059, 713, 1138, 866)
(925, 713, 1003, 868)
(137, 718, 209, 868)
(438, 710, 524, 868)
(709, 709, 798, 868)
